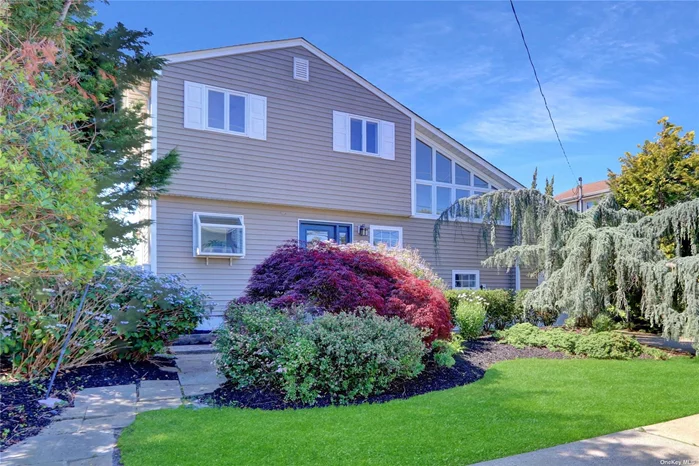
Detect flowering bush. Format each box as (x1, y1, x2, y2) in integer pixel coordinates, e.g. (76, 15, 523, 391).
(243, 241, 451, 343)
(341, 242, 446, 290)
(454, 295, 487, 340)
(0, 267, 210, 378)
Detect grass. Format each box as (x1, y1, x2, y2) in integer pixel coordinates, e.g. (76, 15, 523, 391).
(119, 357, 699, 465)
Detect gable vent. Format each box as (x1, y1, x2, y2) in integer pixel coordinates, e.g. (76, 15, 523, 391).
(293, 57, 309, 81)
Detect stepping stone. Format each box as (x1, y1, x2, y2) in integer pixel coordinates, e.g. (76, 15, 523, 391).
(68, 456, 113, 466)
(1, 431, 114, 465)
(80, 413, 135, 432)
(41, 419, 82, 435)
(55, 407, 87, 421)
(136, 398, 183, 413)
(73, 385, 136, 408)
(139, 380, 182, 401)
(178, 371, 225, 387)
(169, 344, 216, 355)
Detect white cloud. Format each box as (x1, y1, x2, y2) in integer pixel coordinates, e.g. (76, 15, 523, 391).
(453, 78, 647, 145)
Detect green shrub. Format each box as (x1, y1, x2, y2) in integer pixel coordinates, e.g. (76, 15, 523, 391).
(432, 334, 464, 368)
(216, 305, 427, 404)
(542, 328, 581, 353)
(215, 303, 300, 389)
(443, 290, 462, 315)
(445, 289, 518, 330)
(278, 310, 427, 404)
(454, 297, 487, 340)
(641, 345, 669, 360)
(101, 267, 210, 360)
(496, 323, 546, 349)
(0, 267, 209, 378)
(575, 332, 643, 360)
(592, 314, 620, 333)
(516, 290, 559, 326)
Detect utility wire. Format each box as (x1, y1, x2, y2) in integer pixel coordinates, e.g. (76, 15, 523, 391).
(509, 0, 577, 184)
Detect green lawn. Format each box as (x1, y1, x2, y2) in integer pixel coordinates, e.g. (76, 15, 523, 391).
(119, 358, 699, 466)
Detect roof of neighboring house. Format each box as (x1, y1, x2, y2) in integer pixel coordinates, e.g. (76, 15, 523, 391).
(159, 37, 526, 190)
(554, 180, 610, 203)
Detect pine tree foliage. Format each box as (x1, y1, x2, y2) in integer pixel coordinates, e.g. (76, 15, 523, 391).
(69, 19, 181, 255)
(608, 117, 699, 214)
(434, 189, 699, 343)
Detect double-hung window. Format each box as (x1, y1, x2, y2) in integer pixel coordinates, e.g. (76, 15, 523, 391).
(206, 88, 247, 134)
(370, 226, 403, 248)
(414, 138, 503, 221)
(193, 212, 245, 258)
(452, 270, 480, 290)
(350, 117, 380, 155)
(332, 111, 395, 160)
(184, 81, 267, 140)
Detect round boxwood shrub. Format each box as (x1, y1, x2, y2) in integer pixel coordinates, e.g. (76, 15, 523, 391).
(279, 309, 427, 404)
(214, 304, 427, 404)
(243, 241, 451, 344)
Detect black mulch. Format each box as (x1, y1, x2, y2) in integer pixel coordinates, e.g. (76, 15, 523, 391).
(0, 357, 177, 451)
(196, 337, 566, 410)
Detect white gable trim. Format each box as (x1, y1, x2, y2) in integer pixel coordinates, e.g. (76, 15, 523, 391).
(161, 38, 524, 189)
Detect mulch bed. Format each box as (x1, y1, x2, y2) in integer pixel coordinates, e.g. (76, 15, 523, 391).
(0, 357, 177, 451)
(197, 337, 566, 410)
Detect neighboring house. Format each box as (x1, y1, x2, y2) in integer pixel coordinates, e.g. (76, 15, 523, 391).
(131, 38, 535, 327)
(554, 180, 610, 212)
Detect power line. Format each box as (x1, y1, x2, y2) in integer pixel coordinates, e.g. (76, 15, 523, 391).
(509, 0, 577, 183)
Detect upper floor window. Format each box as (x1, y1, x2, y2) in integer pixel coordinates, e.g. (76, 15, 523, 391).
(333, 111, 395, 160)
(414, 138, 497, 218)
(207, 88, 246, 134)
(350, 117, 379, 155)
(370, 225, 403, 248)
(184, 81, 267, 140)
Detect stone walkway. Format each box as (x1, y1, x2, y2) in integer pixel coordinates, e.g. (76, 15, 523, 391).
(1, 345, 223, 466)
(477, 414, 699, 465)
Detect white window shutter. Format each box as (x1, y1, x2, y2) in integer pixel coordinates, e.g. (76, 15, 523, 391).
(380, 120, 395, 160)
(183, 81, 204, 130)
(247, 93, 267, 140)
(333, 111, 349, 152)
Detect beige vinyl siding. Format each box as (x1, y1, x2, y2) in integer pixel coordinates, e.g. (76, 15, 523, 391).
(157, 46, 412, 216)
(157, 195, 518, 312)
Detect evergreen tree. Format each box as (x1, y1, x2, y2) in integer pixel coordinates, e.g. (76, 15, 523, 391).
(608, 117, 698, 214)
(8, 0, 181, 257)
(70, 20, 180, 256)
(544, 176, 554, 197)
(434, 190, 699, 344)
(530, 167, 538, 190)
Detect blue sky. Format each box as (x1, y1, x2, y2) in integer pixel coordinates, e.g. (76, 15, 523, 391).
(95, 1, 699, 194)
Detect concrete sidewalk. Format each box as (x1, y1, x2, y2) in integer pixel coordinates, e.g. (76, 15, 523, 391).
(477, 414, 699, 465)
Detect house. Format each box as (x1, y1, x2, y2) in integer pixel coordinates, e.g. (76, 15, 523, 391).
(554, 180, 610, 212)
(131, 38, 535, 328)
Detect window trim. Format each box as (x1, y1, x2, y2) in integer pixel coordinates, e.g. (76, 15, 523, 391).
(348, 113, 381, 156)
(452, 270, 480, 290)
(193, 212, 246, 258)
(369, 225, 403, 249)
(203, 84, 248, 137)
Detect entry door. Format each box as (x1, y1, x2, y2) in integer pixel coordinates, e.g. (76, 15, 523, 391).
(299, 222, 352, 246)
